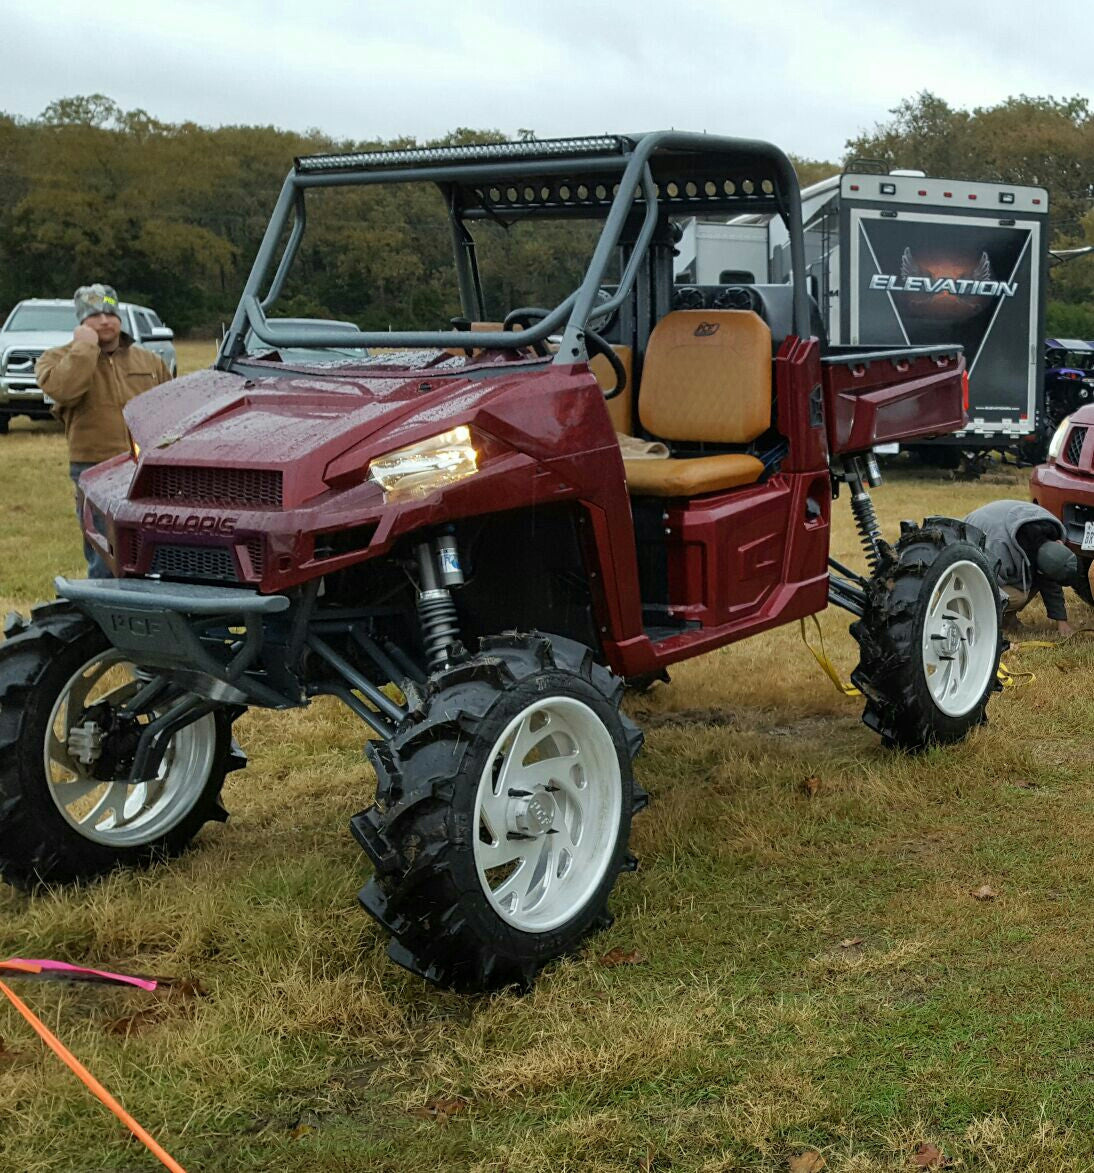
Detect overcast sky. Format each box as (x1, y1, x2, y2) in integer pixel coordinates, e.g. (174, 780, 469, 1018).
(6, 0, 1092, 161)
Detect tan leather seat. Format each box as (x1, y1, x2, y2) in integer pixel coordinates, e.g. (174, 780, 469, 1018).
(623, 452, 765, 496)
(590, 346, 634, 434)
(623, 310, 772, 497)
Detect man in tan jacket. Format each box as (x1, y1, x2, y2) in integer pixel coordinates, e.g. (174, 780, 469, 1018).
(36, 284, 172, 577)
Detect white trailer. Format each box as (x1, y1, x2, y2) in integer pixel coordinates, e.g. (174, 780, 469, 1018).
(675, 169, 1051, 455)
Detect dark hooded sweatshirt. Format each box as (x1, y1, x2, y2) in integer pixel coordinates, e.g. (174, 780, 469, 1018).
(964, 500, 1068, 621)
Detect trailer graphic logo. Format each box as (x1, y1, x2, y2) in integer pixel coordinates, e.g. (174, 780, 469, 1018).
(869, 249, 1017, 321)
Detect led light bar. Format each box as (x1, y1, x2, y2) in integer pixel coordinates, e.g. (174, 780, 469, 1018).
(295, 136, 628, 174)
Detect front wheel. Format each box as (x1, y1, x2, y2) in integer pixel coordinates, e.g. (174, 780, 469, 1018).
(850, 518, 1004, 751)
(0, 603, 245, 887)
(352, 633, 646, 991)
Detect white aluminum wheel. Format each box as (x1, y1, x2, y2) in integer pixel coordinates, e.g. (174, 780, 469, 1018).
(472, 696, 623, 933)
(43, 650, 218, 847)
(921, 559, 999, 717)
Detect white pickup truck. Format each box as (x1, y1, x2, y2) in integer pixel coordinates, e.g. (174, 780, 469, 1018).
(0, 297, 177, 433)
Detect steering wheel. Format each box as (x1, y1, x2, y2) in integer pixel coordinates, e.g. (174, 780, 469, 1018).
(502, 307, 627, 399)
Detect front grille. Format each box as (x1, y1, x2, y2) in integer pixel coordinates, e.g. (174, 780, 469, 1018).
(3, 348, 44, 376)
(137, 465, 283, 509)
(1064, 426, 1088, 467)
(150, 544, 238, 582)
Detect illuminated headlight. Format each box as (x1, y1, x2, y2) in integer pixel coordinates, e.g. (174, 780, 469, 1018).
(368, 425, 478, 497)
(1047, 416, 1071, 462)
(129, 433, 141, 462)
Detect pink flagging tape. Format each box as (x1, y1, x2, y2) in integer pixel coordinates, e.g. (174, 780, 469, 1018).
(1, 959, 158, 992)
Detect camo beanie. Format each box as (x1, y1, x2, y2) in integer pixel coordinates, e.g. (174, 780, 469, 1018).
(74, 284, 121, 324)
(1035, 539, 1080, 584)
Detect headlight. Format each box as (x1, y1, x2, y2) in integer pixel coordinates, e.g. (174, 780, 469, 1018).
(128, 433, 141, 462)
(368, 425, 478, 497)
(1047, 416, 1071, 462)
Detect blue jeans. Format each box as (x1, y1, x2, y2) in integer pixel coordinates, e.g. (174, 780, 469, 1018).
(69, 462, 110, 579)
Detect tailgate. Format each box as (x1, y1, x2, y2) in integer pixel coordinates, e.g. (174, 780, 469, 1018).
(822, 345, 965, 455)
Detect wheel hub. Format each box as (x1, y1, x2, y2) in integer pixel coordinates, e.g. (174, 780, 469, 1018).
(67, 720, 105, 767)
(940, 620, 962, 658)
(510, 791, 556, 836)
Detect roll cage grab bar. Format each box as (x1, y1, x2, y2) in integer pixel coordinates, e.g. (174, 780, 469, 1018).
(217, 131, 811, 370)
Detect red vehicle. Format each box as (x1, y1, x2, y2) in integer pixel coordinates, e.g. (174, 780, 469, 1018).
(1031, 410, 1094, 599)
(0, 133, 1004, 991)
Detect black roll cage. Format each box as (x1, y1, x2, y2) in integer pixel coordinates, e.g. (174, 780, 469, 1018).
(216, 131, 811, 371)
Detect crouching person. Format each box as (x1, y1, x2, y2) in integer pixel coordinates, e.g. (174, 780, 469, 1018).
(964, 500, 1083, 636)
(35, 284, 171, 578)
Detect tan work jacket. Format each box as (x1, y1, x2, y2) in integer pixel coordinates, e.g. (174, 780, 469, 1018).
(35, 337, 171, 463)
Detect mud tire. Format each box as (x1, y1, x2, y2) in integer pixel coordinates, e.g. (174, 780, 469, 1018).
(850, 518, 1004, 751)
(0, 603, 245, 888)
(351, 633, 646, 991)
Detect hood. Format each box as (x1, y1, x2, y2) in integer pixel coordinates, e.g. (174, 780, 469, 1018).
(124, 358, 547, 508)
(0, 330, 73, 353)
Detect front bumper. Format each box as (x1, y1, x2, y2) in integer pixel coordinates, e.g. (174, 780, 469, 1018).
(0, 377, 49, 414)
(56, 575, 296, 707)
(1029, 460, 1094, 554)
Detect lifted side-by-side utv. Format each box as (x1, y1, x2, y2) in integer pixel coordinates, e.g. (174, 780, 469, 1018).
(0, 132, 1004, 991)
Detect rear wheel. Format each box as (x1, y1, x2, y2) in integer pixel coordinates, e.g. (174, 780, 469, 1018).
(0, 604, 245, 887)
(850, 518, 1004, 751)
(352, 633, 646, 991)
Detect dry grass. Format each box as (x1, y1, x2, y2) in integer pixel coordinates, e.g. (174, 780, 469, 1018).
(3, 442, 1094, 1171)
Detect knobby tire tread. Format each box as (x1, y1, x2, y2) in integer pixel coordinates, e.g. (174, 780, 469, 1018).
(352, 632, 645, 992)
(0, 603, 246, 889)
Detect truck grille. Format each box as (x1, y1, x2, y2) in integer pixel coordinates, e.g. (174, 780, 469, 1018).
(2, 348, 44, 379)
(150, 544, 238, 582)
(136, 465, 283, 509)
(1064, 426, 1088, 467)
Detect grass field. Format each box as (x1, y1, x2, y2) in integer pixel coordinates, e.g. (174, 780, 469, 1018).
(2, 413, 1094, 1171)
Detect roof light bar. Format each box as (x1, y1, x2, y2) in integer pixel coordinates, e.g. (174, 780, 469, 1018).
(295, 135, 628, 174)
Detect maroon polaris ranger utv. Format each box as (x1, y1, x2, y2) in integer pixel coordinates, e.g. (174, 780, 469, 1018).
(0, 133, 1004, 990)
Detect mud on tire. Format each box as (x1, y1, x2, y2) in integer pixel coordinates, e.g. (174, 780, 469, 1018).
(351, 633, 646, 992)
(0, 603, 245, 888)
(850, 518, 1004, 751)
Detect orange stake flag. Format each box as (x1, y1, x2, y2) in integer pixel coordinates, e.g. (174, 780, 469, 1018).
(0, 979, 187, 1173)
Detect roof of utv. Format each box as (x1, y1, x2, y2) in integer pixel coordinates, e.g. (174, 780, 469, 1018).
(223, 131, 810, 362)
(292, 131, 798, 221)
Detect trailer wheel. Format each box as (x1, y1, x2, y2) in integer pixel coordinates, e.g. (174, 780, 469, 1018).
(352, 633, 646, 991)
(850, 518, 1004, 751)
(0, 604, 246, 888)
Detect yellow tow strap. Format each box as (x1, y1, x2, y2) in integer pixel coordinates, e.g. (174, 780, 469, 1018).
(799, 622, 1094, 699)
(998, 627, 1094, 689)
(798, 616, 861, 697)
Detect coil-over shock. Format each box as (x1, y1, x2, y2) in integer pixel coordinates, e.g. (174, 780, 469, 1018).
(842, 453, 885, 572)
(414, 529, 465, 671)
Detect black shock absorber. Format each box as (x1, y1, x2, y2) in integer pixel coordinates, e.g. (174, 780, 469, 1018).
(415, 530, 465, 672)
(845, 454, 884, 572)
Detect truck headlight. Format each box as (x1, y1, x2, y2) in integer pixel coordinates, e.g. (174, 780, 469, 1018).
(368, 425, 478, 497)
(1047, 416, 1071, 462)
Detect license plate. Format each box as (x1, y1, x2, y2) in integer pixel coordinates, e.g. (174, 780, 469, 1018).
(1082, 522, 1094, 552)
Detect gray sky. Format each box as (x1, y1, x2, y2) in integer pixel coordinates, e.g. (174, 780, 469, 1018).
(7, 0, 1092, 160)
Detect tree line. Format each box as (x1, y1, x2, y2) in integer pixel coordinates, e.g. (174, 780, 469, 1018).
(0, 92, 1090, 337)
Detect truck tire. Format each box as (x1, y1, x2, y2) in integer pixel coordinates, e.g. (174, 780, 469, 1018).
(0, 603, 246, 888)
(850, 518, 1003, 751)
(0, 416, 9, 435)
(351, 633, 646, 991)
